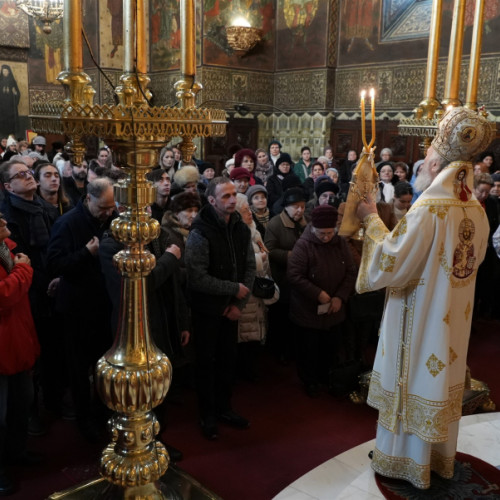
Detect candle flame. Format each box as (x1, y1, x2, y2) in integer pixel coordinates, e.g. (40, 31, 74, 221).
(360, 90, 366, 98)
(369, 88, 375, 98)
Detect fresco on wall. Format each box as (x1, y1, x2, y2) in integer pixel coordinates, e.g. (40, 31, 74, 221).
(0, 61, 28, 138)
(0, 1, 29, 48)
(275, 0, 328, 70)
(99, 0, 123, 69)
(28, 18, 63, 84)
(203, 0, 275, 70)
(82, 0, 99, 69)
(339, 0, 500, 67)
(150, 0, 201, 71)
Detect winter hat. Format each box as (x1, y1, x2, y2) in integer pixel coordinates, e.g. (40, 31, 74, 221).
(276, 153, 293, 169)
(170, 191, 201, 213)
(283, 187, 306, 206)
(199, 162, 215, 174)
(315, 181, 339, 198)
(268, 139, 282, 149)
(6, 137, 17, 147)
(32, 136, 46, 146)
(173, 165, 200, 187)
(230, 167, 251, 181)
(311, 205, 338, 229)
(234, 148, 257, 168)
(246, 184, 267, 203)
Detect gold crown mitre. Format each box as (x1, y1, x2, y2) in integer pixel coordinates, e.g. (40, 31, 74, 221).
(432, 106, 496, 162)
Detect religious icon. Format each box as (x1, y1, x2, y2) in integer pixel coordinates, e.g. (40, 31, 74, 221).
(0, 64, 20, 137)
(453, 168, 472, 202)
(452, 217, 476, 279)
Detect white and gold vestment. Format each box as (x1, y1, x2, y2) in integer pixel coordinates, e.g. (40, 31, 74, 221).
(357, 161, 489, 489)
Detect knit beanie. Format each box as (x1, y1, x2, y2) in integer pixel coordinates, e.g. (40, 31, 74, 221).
(311, 205, 338, 229)
(230, 167, 251, 181)
(246, 184, 268, 202)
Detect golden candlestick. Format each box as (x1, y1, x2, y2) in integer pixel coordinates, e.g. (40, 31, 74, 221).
(339, 90, 379, 238)
(442, 0, 467, 108)
(31, 0, 228, 497)
(465, 0, 485, 110)
(418, 0, 443, 119)
(360, 90, 366, 148)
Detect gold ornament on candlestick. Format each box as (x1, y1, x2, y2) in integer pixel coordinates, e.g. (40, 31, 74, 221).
(33, 0, 227, 498)
(338, 89, 379, 239)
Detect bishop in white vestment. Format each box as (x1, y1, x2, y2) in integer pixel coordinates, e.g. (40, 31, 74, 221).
(355, 107, 495, 489)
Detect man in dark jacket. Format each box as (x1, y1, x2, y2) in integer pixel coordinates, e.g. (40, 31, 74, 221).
(62, 159, 89, 206)
(185, 177, 255, 440)
(47, 177, 117, 441)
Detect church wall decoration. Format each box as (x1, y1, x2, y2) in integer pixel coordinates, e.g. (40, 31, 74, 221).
(150, 0, 201, 72)
(339, 0, 500, 67)
(0, 1, 29, 49)
(28, 17, 63, 85)
(0, 60, 28, 138)
(334, 55, 500, 114)
(275, 0, 328, 70)
(203, 0, 275, 70)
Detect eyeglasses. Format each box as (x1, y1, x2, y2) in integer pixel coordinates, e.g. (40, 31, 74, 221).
(8, 170, 34, 181)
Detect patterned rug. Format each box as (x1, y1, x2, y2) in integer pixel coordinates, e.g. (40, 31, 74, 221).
(375, 452, 500, 499)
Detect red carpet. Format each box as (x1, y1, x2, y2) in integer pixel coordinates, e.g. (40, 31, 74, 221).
(375, 452, 500, 499)
(6, 318, 500, 500)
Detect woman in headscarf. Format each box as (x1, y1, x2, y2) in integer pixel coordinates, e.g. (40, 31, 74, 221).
(254, 148, 274, 185)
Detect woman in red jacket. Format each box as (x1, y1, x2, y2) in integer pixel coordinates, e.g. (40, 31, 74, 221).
(0, 213, 40, 495)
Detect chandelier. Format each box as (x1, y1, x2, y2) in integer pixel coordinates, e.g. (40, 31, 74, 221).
(16, 0, 64, 34)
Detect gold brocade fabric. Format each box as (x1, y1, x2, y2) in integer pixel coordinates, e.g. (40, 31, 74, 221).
(371, 448, 455, 490)
(357, 160, 489, 487)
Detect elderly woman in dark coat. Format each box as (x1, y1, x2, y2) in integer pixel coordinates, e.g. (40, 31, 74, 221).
(264, 186, 307, 362)
(288, 205, 356, 397)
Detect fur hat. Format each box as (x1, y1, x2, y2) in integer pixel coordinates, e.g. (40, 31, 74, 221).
(246, 184, 267, 203)
(432, 106, 496, 163)
(230, 167, 251, 181)
(283, 187, 306, 206)
(170, 191, 201, 213)
(173, 165, 200, 188)
(32, 136, 46, 146)
(234, 148, 257, 168)
(6, 137, 17, 147)
(311, 205, 338, 229)
(225, 158, 235, 169)
(315, 181, 339, 198)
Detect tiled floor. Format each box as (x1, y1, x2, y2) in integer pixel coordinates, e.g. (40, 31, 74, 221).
(273, 412, 500, 500)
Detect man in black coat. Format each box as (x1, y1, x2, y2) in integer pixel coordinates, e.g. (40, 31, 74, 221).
(47, 178, 117, 441)
(185, 177, 255, 440)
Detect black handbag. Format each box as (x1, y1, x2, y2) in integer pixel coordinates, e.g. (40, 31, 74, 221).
(252, 276, 276, 299)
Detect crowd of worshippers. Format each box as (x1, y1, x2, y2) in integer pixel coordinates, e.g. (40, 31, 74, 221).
(0, 134, 499, 494)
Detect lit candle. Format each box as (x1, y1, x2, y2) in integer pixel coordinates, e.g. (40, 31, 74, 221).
(360, 90, 366, 149)
(369, 88, 376, 148)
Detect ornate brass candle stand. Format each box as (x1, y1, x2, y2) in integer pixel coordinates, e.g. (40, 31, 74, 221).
(32, 0, 227, 498)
